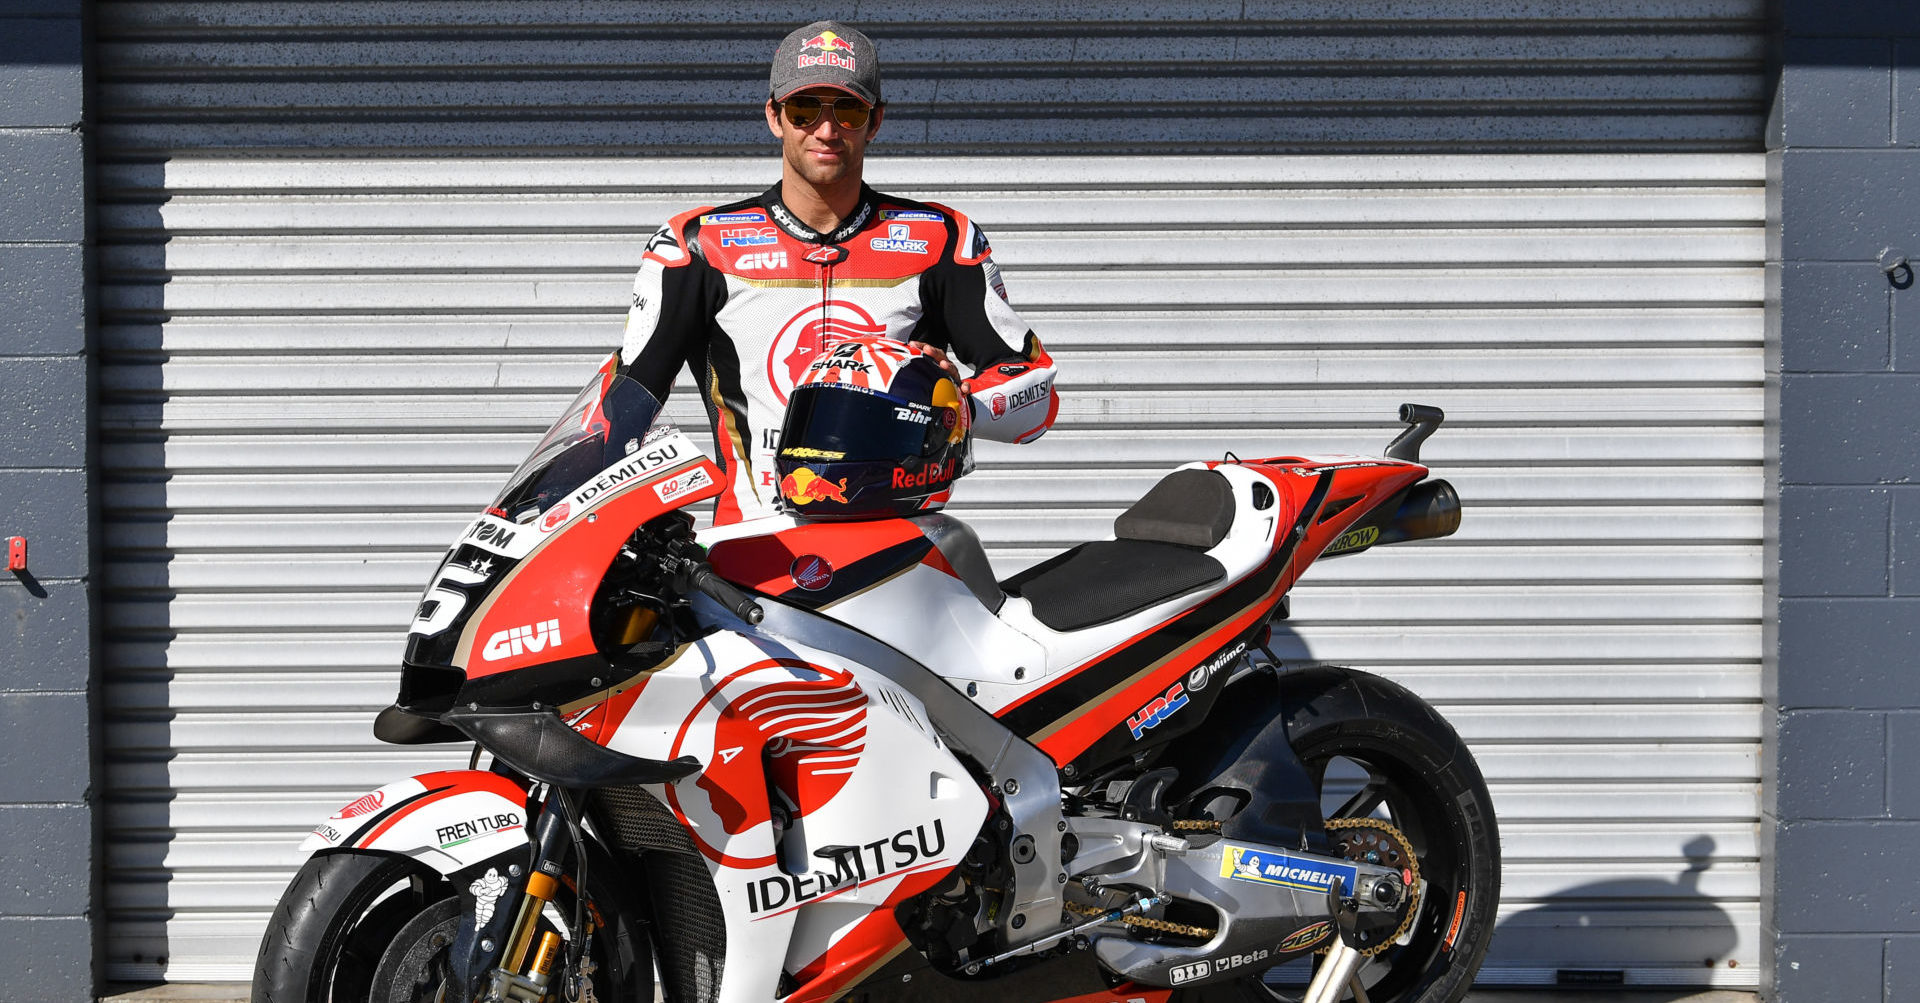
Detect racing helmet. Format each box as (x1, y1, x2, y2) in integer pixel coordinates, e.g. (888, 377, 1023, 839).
(775, 336, 971, 520)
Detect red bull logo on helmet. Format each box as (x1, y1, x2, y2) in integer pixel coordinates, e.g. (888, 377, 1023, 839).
(781, 467, 851, 505)
(892, 458, 956, 490)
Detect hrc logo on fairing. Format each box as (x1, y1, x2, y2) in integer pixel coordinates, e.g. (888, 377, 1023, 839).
(1127, 681, 1189, 739)
(482, 619, 562, 661)
(719, 226, 778, 247)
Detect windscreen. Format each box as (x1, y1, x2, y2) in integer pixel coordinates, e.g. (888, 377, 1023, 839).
(489, 369, 671, 525)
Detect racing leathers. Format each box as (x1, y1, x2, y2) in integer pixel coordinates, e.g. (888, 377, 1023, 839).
(619, 183, 1059, 524)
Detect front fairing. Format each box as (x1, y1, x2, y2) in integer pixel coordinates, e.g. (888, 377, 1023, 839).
(396, 354, 725, 711)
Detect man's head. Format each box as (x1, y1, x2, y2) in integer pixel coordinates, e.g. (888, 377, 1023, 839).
(766, 21, 884, 189)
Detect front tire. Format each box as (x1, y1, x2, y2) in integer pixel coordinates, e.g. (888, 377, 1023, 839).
(253, 852, 448, 1003)
(252, 849, 646, 1002)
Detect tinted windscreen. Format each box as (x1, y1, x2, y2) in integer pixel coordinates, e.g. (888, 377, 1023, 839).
(781, 385, 932, 461)
(491, 371, 667, 523)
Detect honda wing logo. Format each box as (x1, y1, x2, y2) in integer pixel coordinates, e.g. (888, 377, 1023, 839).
(482, 619, 562, 661)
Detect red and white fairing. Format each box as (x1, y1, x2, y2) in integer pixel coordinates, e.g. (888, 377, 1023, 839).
(581, 631, 989, 1000)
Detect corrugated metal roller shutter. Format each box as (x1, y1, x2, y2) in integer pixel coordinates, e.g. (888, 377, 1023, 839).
(98, 155, 1764, 986)
(93, 0, 1767, 988)
(93, 2, 1766, 155)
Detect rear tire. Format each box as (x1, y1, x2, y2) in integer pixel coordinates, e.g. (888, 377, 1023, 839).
(1184, 665, 1501, 1003)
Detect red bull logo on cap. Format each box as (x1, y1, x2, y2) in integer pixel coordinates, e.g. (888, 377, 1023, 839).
(781, 467, 851, 506)
(799, 30, 857, 71)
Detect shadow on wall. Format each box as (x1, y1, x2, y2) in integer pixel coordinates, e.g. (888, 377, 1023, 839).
(1489, 835, 1740, 985)
(95, 160, 189, 981)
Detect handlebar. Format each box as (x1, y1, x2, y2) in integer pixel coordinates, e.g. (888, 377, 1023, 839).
(686, 561, 765, 625)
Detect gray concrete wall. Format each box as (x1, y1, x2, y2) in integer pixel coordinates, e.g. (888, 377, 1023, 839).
(0, 0, 96, 995)
(1768, 2, 1920, 1000)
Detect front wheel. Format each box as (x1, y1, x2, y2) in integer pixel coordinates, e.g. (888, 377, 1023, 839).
(252, 850, 645, 1002)
(1211, 666, 1501, 1003)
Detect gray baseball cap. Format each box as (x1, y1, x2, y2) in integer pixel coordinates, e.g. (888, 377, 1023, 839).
(769, 20, 882, 106)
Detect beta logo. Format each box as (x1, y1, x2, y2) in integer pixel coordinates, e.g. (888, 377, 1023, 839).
(482, 619, 562, 661)
(1127, 680, 1189, 739)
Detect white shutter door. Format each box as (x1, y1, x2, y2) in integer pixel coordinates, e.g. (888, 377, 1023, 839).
(99, 155, 1762, 986)
(93, 0, 1767, 987)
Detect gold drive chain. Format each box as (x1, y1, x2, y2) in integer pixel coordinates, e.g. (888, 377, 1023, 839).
(1321, 817, 1420, 957)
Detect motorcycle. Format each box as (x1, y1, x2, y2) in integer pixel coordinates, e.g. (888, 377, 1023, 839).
(252, 351, 1499, 1003)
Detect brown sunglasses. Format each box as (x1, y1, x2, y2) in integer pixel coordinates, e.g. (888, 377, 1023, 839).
(779, 95, 874, 131)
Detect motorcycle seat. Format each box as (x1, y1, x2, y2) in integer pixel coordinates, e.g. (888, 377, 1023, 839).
(1001, 469, 1232, 632)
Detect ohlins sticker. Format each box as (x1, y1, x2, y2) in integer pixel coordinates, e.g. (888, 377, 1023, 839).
(565, 434, 691, 508)
(1221, 845, 1360, 894)
(1127, 681, 1189, 739)
(483, 619, 561, 661)
(1324, 525, 1380, 555)
(435, 812, 523, 848)
(745, 820, 946, 916)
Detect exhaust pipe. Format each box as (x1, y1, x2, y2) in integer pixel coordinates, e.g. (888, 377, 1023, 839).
(1377, 479, 1460, 546)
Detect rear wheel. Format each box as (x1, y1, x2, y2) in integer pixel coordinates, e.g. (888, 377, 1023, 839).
(1199, 666, 1501, 1003)
(252, 850, 645, 1002)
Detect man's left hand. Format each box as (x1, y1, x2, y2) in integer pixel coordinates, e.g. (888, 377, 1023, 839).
(909, 341, 962, 381)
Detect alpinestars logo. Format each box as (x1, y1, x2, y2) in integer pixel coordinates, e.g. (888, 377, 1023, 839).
(482, 619, 561, 661)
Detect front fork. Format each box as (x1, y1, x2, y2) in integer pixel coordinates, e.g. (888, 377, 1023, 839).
(450, 786, 580, 1002)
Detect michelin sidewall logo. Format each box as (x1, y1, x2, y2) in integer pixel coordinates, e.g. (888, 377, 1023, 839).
(1220, 844, 1359, 894)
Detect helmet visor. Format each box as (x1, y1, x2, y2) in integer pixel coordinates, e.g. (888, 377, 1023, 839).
(782, 385, 939, 462)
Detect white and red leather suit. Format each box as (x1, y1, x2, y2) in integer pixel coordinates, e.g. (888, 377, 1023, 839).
(620, 183, 1060, 524)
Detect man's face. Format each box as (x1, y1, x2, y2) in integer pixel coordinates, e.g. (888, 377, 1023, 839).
(765, 87, 884, 188)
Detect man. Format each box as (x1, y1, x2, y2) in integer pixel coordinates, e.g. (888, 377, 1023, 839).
(619, 20, 1059, 525)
